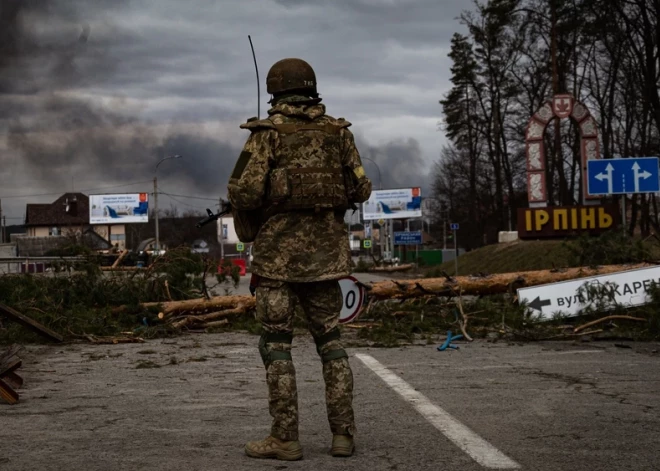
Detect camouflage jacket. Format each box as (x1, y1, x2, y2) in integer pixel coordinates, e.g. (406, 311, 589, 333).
(227, 101, 372, 282)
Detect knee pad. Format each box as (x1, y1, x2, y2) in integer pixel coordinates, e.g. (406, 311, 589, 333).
(313, 328, 348, 364)
(258, 331, 293, 367)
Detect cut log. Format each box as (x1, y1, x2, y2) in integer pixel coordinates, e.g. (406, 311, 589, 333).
(152, 295, 255, 319)
(365, 263, 652, 300)
(171, 306, 248, 329)
(0, 303, 64, 342)
(202, 319, 230, 329)
(111, 250, 129, 269)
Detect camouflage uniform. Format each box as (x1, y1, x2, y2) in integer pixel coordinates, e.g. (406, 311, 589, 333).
(227, 80, 371, 458)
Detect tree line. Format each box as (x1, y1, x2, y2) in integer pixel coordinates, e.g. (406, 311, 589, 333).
(433, 0, 660, 249)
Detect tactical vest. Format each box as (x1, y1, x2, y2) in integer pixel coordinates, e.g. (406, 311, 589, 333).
(266, 121, 351, 213)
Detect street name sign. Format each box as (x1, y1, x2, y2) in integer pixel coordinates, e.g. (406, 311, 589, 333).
(517, 266, 660, 320)
(587, 157, 660, 195)
(394, 231, 422, 245)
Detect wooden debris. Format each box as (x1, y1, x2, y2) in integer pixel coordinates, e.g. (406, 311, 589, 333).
(111, 249, 129, 269)
(574, 315, 647, 333)
(0, 303, 63, 343)
(540, 329, 604, 340)
(101, 266, 144, 271)
(344, 322, 383, 329)
(84, 334, 145, 344)
(164, 280, 173, 302)
(123, 295, 255, 318)
(171, 306, 247, 329)
(453, 292, 473, 342)
(1, 345, 23, 405)
(366, 263, 651, 300)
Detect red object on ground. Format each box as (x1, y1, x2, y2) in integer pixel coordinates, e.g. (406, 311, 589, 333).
(218, 258, 246, 276)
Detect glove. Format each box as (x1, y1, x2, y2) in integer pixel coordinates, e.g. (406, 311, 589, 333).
(249, 273, 259, 297)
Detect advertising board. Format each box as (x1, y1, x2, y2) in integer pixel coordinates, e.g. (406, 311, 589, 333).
(362, 188, 422, 220)
(89, 193, 149, 224)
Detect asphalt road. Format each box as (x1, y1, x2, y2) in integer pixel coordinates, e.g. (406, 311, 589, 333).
(2, 334, 659, 471)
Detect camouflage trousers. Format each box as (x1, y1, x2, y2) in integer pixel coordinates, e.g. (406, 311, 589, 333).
(255, 278, 355, 442)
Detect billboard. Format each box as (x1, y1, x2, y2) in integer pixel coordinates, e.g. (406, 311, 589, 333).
(362, 187, 422, 220)
(89, 193, 149, 224)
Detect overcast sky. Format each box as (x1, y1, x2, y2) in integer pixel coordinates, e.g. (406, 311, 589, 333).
(0, 0, 468, 222)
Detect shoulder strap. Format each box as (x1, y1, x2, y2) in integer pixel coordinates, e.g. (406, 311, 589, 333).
(240, 117, 277, 132)
(273, 122, 345, 135)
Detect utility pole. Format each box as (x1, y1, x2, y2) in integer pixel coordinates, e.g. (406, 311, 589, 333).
(0, 199, 3, 243)
(154, 154, 183, 254)
(442, 208, 447, 250)
(153, 176, 159, 253)
(220, 198, 225, 260)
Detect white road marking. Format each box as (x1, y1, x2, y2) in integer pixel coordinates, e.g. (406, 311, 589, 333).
(542, 350, 604, 355)
(355, 353, 521, 470)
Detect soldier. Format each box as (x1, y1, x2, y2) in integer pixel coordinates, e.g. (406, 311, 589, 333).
(227, 57, 372, 461)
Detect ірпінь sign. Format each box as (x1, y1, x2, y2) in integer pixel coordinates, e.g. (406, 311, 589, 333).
(517, 205, 619, 239)
(517, 266, 660, 320)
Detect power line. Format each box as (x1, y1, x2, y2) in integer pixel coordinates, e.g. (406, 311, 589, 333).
(156, 190, 219, 202)
(158, 192, 210, 211)
(0, 180, 152, 200)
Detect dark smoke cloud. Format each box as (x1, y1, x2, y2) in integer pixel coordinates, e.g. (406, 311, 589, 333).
(0, 0, 242, 219)
(0, 0, 438, 222)
(356, 136, 431, 193)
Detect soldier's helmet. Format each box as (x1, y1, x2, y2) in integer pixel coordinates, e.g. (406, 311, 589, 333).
(266, 58, 318, 97)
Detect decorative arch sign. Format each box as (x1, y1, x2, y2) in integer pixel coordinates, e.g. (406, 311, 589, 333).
(519, 94, 621, 239)
(525, 93, 602, 207)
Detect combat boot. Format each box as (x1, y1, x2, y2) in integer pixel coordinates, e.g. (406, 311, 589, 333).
(331, 434, 354, 457)
(245, 436, 303, 461)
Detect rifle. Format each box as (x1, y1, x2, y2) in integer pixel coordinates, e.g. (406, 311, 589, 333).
(196, 201, 232, 228)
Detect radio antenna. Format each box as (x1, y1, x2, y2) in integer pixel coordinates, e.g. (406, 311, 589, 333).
(248, 35, 260, 119)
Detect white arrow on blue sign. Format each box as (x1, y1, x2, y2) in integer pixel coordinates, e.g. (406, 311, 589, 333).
(587, 157, 660, 195)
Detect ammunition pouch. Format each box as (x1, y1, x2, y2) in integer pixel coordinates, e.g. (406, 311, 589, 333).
(232, 207, 263, 243)
(258, 331, 293, 368)
(266, 166, 350, 213)
(313, 327, 348, 364)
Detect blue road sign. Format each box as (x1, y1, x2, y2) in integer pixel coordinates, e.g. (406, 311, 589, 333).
(450, 223, 459, 230)
(394, 231, 422, 245)
(587, 157, 660, 195)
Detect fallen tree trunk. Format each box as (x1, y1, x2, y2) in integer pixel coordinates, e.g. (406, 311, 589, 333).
(113, 263, 653, 319)
(365, 263, 652, 300)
